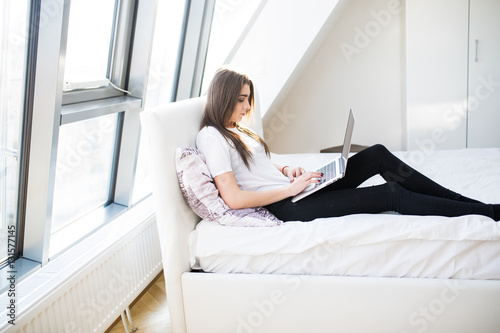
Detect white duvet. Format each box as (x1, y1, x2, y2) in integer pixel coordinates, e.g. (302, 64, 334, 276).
(189, 148, 500, 279)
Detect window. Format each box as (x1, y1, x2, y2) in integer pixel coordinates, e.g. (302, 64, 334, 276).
(0, 0, 29, 265)
(40, 0, 140, 258)
(132, 0, 188, 205)
(51, 113, 118, 255)
(10, 0, 147, 262)
(130, 130, 151, 205)
(63, 0, 116, 87)
(144, 0, 187, 108)
(61, 0, 134, 105)
(0, 0, 202, 269)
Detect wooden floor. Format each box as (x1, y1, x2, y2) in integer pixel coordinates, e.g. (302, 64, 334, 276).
(106, 271, 172, 333)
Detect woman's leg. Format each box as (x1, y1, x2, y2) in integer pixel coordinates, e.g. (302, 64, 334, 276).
(328, 144, 482, 203)
(265, 182, 497, 222)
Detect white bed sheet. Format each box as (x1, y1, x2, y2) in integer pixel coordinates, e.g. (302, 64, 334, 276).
(189, 148, 500, 280)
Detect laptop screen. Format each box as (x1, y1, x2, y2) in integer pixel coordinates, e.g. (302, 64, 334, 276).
(341, 109, 355, 160)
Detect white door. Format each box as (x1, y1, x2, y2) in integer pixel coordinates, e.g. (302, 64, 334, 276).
(467, 0, 500, 148)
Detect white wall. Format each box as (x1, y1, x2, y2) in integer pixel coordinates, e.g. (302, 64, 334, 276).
(263, 0, 405, 153)
(406, 0, 469, 151)
(228, 0, 349, 118)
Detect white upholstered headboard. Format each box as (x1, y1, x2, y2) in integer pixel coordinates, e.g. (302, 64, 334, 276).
(140, 96, 206, 333)
(141, 92, 264, 332)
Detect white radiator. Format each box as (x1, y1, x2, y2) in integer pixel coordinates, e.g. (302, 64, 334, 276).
(0, 201, 162, 333)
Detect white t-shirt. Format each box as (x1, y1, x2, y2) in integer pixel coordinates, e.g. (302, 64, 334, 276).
(196, 126, 291, 191)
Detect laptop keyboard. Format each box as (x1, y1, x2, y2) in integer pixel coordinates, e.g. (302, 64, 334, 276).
(316, 160, 337, 185)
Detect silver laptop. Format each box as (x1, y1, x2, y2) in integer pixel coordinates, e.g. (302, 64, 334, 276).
(291, 109, 355, 203)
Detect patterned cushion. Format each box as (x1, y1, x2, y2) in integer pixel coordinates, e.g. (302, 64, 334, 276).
(175, 147, 282, 227)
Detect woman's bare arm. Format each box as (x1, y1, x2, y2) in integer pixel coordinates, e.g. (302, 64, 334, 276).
(214, 170, 322, 210)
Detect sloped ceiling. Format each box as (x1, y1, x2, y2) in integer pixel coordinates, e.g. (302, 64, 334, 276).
(228, 0, 351, 122)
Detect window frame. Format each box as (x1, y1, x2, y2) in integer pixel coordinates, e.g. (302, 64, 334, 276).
(10, 0, 214, 271)
(61, 0, 136, 106)
(174, 0, 216, 101)
(20, 0, 157, 264)
(0, 0, 34, 267)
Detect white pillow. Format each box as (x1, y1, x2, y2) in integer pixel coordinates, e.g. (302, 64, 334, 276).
(175, 147, 282, 227)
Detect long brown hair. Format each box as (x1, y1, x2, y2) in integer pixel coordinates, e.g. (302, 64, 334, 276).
(201, 67, 270, 169)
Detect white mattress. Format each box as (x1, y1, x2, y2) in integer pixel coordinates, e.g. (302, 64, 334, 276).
(189, 148, 500, 279)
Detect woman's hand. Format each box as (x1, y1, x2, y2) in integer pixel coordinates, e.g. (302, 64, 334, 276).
(283, 166, 306, 182)
(287, 171, 323, 196)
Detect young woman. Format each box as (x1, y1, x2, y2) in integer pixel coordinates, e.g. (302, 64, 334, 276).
(196, 67, 500, 222)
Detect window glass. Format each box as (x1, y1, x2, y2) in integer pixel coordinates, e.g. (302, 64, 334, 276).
(0, 0, 29, 264)
(201, 0, 263, 93)
(132, 0, 187, 204)
(144, 0, 186, 108)
(131, 129, 150, 205)
(63, 0, 116, 87)
(51, 113, 118, 255)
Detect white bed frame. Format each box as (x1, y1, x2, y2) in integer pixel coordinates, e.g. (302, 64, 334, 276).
(141, 97, 500, 333)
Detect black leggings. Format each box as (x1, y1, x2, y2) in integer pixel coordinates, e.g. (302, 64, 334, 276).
(265, 144, 496, 222)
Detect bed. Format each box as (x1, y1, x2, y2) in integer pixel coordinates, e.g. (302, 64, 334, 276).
(141, 96, 500, 333)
